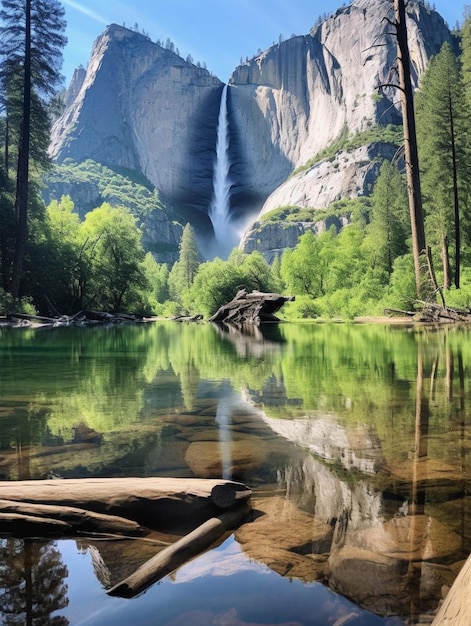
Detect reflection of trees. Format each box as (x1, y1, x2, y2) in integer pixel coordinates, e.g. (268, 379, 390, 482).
(252, 328, 470, 620)
(407, 337, 430, 622)
(2, 323, 471, 481)
(0, 539, 69, 625)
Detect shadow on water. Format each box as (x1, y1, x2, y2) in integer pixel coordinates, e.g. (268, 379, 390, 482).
(0, 322, 471, 624)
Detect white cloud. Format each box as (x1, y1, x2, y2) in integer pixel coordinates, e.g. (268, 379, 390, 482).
(62, 0, 108, 26)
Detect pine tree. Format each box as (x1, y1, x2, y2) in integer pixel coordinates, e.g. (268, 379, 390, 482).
(461, 11, 471, 107)
(168, 224, 200, 304)
(415, 42, 470, 289)
(368, 160, 409, 275)
(0, 0, 66, 299)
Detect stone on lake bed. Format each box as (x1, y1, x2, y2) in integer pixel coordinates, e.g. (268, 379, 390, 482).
(235, 496, 332, 582)
(184, 438, 267, 478)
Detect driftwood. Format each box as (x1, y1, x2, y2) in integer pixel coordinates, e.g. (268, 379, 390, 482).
(3, 310, 149, 329)
(0, 477, 252, 595)
(0, 499, 144, 538)
(0, 477, 251, 533)
(209, 289, 294, 325)
(385, 302, 471, 323)
(107, 503, 250, 598)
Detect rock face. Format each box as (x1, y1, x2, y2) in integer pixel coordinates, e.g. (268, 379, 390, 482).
(50, 0, 453, 255)
(232, 0, 452, 255)
(50, 25, 223, 221)
(229, 0, 450, 193)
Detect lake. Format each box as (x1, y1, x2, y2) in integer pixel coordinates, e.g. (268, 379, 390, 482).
(0, 320, 470, 625)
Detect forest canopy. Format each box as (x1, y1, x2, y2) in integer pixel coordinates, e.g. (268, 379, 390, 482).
(1, 2, 471, 321)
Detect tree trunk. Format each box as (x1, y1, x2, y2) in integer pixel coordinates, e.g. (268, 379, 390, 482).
(441, 235, 451, 290)
(394, 0, 427, 297)
(0, 477, 252, 532)
(10, 0, 32, 300)
(107, 504, 250, 598)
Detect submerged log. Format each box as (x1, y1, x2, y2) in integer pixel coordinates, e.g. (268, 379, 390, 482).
(107, 503, 250, 598)
(209, 289, 294, 325)
(0, 477, 252, 533)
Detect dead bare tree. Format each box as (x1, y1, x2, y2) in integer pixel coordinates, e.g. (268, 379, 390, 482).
(393, 0, 427, 297)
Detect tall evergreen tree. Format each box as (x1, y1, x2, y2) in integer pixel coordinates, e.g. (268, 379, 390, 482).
(168, 224, 200, 303)
(415, 42, 470, 289)
(368, 160, 409, 275)
(0, 0, 66, 298)
(461, 9, 471, 108)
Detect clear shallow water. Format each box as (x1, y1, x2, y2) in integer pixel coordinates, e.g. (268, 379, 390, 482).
(1, 321, 471, 624)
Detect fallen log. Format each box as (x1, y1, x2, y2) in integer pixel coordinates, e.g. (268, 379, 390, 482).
(3, 310, 149, 329)
(209, 289, 294, 325)
(0, 477, 252, 533)
(107, 503, 250, 598)
(0, 499, 144, 538)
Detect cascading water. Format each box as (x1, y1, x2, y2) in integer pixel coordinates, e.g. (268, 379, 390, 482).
(209, 84, 236, 258)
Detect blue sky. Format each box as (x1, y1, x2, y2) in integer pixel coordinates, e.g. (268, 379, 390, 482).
(61, 0, 466, 85)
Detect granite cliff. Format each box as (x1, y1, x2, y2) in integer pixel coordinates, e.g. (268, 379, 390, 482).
(49, 0, 454, 259)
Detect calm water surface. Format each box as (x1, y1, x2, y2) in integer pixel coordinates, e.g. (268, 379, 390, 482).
(0, 321, 470, 625)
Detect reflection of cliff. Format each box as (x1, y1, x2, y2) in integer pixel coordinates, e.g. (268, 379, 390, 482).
(245, 383, 386, 475)
(260, 412, 385, 475)
(235, 437, 461, 620)
(239, 344, 468, 621)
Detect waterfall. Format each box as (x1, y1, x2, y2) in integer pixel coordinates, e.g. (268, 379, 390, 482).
(209, 84, 236, 258)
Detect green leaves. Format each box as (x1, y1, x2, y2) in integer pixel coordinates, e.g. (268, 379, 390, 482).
(41, 197, 154, 314)
(415, 41, 471, 289)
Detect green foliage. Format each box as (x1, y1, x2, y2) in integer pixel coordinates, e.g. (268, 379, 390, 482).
(189, 258, 243, 317)
(185, 250, 275, 317)
(415, 42, 471, 288)
(0, 0, 67, 299)
(79, 203, 149, 313)
(281, 295, 320, 320)
(0, 0, 66, 98)
(260, 197, 370, 228)
(239, 250, 275, 292)
(0, 167, 16, 291)
(281, 230, 333, 298)
(384, 254, 417, 311)
(0, 287, 36, 315)
(270, 253, 284, 293)
(29, 195, 82, 314)
(142, 253, 169, 304)
(442, 268, 471, 308)
(461, 15, 471, 108)
(168, 223, 200, 308)
(365, 160, 409, 274)
(44, 160, 167, 219)
(292, 124, 403, 177)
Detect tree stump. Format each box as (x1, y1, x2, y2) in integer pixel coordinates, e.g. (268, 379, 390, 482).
(209, 289, 294, 325)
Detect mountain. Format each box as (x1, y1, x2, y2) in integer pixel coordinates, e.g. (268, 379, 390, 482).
(48, 0, 454, 261)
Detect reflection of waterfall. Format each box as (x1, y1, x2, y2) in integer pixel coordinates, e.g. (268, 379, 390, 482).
(209, 84, 235, 258)
(215, 394, 232, 479)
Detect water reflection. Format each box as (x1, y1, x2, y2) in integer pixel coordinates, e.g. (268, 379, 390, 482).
(0, 539, 69, 625)
(1, 323, 471, 624)
(215, 386, 234, 480)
